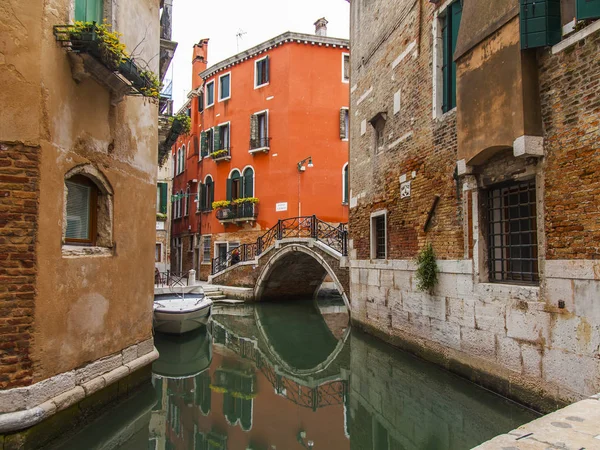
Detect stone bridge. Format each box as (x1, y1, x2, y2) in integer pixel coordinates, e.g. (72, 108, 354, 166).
(208, 217, 350, 308)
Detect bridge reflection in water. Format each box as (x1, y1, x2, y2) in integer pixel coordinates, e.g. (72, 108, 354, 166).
(51, 298, 538, 450)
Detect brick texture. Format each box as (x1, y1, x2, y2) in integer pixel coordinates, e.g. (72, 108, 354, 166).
(0, 142, 39, 389)
(540, 28, 600, 260)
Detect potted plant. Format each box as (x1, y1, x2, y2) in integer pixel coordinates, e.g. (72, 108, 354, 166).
(211, 149, 229, 160)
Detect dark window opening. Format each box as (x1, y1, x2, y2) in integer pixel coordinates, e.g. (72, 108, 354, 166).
(487, 179, 539, 284)
(372, 214, 386, 260)
(255, 56, 270, 86)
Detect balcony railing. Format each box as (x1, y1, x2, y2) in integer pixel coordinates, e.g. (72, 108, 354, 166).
(210, 147, 231, 162)
(249, 137, 271, 153)
(216, 203, 258, 222)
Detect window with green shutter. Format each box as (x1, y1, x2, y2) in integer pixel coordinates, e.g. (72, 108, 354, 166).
(343, 164, 349, 204)
(577, 0, 600, 19)
(75, 0, 103, 23)
(242, 168, 254, 198)
(520, 0, 562, 49)
(200, 131, 208, 157)
(158, 183, 168, 214)
(442, 1, 462, 113)
(206, 81, 215, 107)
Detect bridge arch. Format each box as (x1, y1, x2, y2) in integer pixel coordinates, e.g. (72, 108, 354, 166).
(254, 243, 350, 311)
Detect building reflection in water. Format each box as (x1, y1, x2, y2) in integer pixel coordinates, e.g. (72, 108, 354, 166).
(53, 298, 537, 450)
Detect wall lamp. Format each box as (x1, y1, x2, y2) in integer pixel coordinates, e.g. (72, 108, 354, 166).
(297, 156, 314, 173)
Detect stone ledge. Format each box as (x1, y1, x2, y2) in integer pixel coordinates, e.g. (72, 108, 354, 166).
(61, 245, 114, 258)
(0, 338, 156, 417)
(0, 348, 158, 433)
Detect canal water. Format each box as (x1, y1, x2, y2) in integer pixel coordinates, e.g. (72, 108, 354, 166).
(51, 299, 538, 450)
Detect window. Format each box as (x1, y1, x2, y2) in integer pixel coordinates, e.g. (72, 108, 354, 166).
(242, 167, 254, 198)
(198, 92, 204, 112)
(255, 56, 270, 88)
(250, 111, 269, 149)
(215, 123, 230, 151)
(200, 176, 214, 212)
(487, 179, 539, 284)
(189, 235, 194, 251)
(180, 146, 186, 173)
(75, 0, 103, 22)
(201, 128, 214, 156)
(203, 236, 211, 262)
(369, 112, 387, 153)
(370, 211, 387, 260)
(155, 243, 162, 262)
(227, 170, 241, 201)
(342, 163, 349, 204)
(219, 73, 231, 101)
(342, 53, 350, 83)
(65, 176, 98, 245)
(340, 108, 349, 140)
(441, 1, 462, 113)
(184, 187, 190, 216)
(206, 81, 215, 107)
(157, 183, 168, 214)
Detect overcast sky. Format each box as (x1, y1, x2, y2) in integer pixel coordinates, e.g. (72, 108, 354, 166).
(168, 0, 350, 110)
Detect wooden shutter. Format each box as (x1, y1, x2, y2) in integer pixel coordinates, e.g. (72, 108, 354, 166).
(520, 0, 562, 49)
(256, 61, 263, 86)
(250, 114, 258, 147)
(200, 184, 206, 211)
(243, 169, 254, 197)
(344, 166, 349, 203)
(265, 56, 270, 83)
(198, 93, 204, 112)
(214, 127, 221, 151)
(449, 1, 462, 111)
(209, 180, 214, 207)
(200, 131, 208, 156)
(75, 0, 103, 22)
(577, 0, 600, 19)
(339, 109, 347, 139)
(226, 178, 232, 201)
(159, 183, 168, 214)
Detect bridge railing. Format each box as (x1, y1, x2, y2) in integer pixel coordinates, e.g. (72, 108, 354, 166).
(211, 215, 348, 275)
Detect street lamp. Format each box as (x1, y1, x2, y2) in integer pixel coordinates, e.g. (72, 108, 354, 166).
(297, 156, 314, 173)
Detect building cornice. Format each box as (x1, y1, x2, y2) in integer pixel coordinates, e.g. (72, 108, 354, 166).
(200, 32, 350, 80)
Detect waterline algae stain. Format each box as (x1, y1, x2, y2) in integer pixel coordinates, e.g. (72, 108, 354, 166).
(51, 300, 537, 449)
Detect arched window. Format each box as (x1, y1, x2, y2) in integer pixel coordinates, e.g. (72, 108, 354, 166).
(176, 148, 181, 175)
(178, 190, 183, 218)
(172, 153, 177, 177)
(185, 187, 190, 216)
(202, 175, 214, 211)
(342, 163, 349, 204)
(181, 145, 186, 172)
(63, 165, 113, 248)
(196, 182, 202, 212)
(242, 167, 254, 198)
(227, 170, 242, 201)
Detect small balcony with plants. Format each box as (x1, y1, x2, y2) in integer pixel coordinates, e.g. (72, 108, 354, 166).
(210, 147, 232, 163)
(213, 198, 259, 224)
(53, 21, 161, 105)
(159, 113, 191, 165)
(249, 137, 271, 154)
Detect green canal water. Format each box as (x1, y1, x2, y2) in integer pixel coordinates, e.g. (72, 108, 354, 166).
(51, 300, 538, 450)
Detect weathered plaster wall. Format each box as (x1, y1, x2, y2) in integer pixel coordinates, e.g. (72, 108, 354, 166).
(0, 0, 159, 384)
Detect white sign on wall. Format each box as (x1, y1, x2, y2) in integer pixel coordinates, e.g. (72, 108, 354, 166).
(276, 202, 288, 212)
(156, 221, 165, 230)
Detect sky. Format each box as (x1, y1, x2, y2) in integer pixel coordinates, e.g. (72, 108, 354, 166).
(168, 0, 350, 111)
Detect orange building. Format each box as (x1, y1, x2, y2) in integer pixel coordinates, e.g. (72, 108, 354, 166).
(171, 20, 350, 280)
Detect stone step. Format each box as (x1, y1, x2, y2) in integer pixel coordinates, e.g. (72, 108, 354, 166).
(207, 294, 226, 300)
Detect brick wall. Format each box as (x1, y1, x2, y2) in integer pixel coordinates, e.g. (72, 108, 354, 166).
(349, 0, 464, 262)
(540, 27, 600, 260)
(0, 143, 39, 388)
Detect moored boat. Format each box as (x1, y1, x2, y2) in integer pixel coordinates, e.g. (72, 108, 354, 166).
(153, 293, 212, 335)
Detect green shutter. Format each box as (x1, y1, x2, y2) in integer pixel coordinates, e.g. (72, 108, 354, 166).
(577, 0, 600, 19)
(200, 131, 208, 157)
(213, 127, 221, 151)
(257, 62, 263, 86)
(159, 183, 167, 214)
(209, 181, 214, 207)
(442, 1, 462, 113)
(200, 184, 206, 211)
(344, 166, 349, 203)
(243, 169, 254, 197)
(226, 178, 232, 202)
(450, 1, 462, 111)
(520, 0, 562, 49)
(442, 13, 450, 113)
(198, 93, 204, 112)
(265, 56, 270, 83)
(75, 0, 103, 22)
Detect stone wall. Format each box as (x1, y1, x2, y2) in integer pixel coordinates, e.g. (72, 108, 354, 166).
(0, 143, 39, 389)
(540, 26, 600, 260)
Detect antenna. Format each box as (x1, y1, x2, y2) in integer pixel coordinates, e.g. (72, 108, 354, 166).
(236, 29, 247, 51)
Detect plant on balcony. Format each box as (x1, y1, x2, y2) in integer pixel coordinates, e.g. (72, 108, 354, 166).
(156, 212, 167, 221)
(209, 384, 228, 394)
(230, 391, 258, 400)
(139, 70, 161, 99)
(210, 149, 229, 159)
(212, 200, 231, 210)
(415, 242, 438, 293)
(168, 113, 191, 135)
(233, 197, 259, 204)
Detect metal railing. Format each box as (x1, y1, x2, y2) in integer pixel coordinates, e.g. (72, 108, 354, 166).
(154, 271, 189, 287)
(215, 203, 258, 222)
(249, 136, 271, 150)
(211, 215, 348, 275)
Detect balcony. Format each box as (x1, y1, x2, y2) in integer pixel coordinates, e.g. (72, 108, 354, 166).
(249, 137, 271, 154)
(210, 147, 232, 162)
(216, 202, 259, 224)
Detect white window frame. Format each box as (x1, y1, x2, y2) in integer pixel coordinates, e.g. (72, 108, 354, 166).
(342, 163, 349, 204)
(370, 210, 388, 260)
(155, 242, 162, 262)
(250, 109, 270, 153)
(205, 80, 215, 108)
(432, 0, 456, 119)
(181, 145, 186, 173)
(206, 127, 214, 156)
(201, 235, 212, 264)
(341, 107, 349, 141)
(254, 55, 270, 89)
(216, 121, 231, 150)
(218, 71, 232, 102)
(341, 53, 350, 83)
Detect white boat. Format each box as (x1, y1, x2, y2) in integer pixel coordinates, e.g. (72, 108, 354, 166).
(153, 294, 212, 335)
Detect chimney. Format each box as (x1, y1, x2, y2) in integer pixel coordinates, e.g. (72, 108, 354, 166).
(314, 18, 328, 37)
(192, 38, 209, 90)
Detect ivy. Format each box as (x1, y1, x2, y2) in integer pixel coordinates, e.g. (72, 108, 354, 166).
(415, 243, 439, 293)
